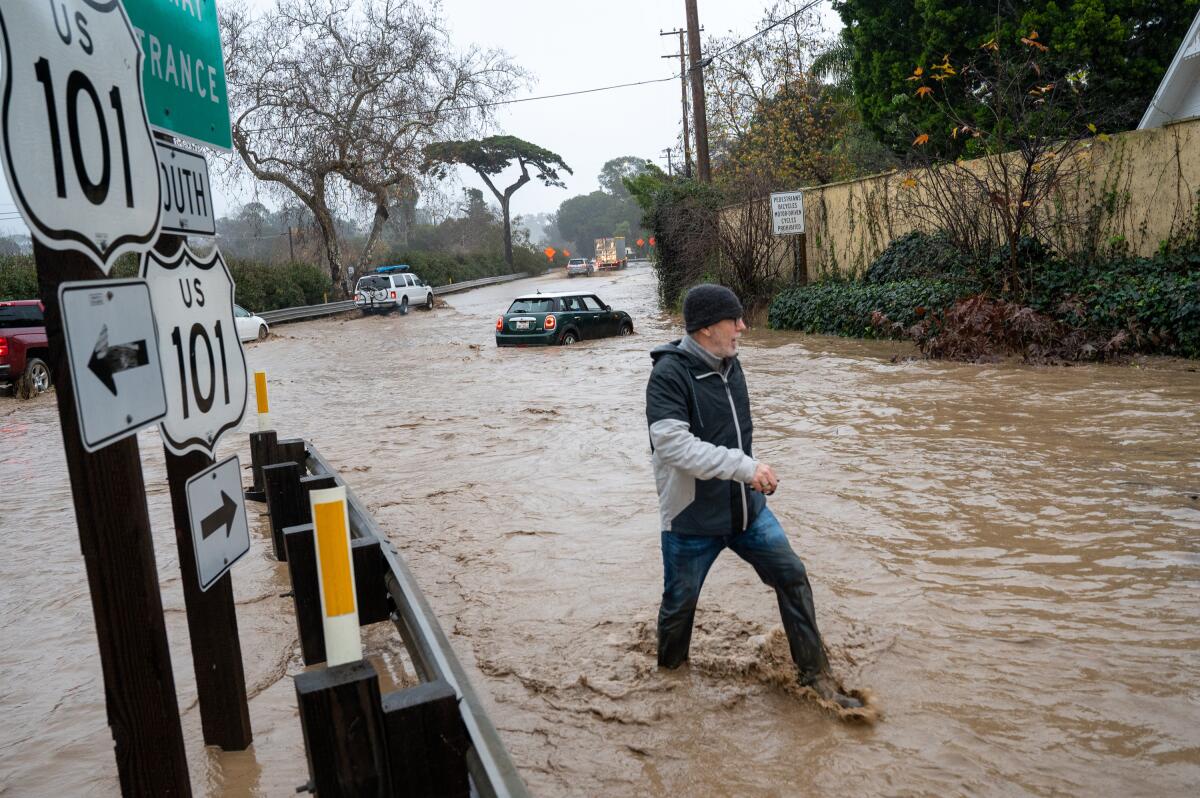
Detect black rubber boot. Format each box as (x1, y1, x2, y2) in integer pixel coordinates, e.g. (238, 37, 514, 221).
(807, 674, 863, 710)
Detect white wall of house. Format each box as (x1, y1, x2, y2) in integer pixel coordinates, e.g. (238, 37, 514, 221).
(1140, 10, 1200, 129)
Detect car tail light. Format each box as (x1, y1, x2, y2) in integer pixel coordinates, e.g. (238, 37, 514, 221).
(544, 314, 556, 331)
(390, 291, 396, 299)
(495, 316, 504, 332)
(0, 336, 7, 362)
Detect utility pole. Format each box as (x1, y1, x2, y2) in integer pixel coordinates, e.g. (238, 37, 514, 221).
(684, 0, 711, 182)
(662, 148, 675, 177)
(660, 29, 694, 178)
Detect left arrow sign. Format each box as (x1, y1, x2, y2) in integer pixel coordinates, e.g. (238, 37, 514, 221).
(87, 325, 150, 396)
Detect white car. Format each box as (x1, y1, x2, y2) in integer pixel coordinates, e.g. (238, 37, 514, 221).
(566, 257, 592, 277)
(234, 304, 270, 342)
(354, 268, 434, 314)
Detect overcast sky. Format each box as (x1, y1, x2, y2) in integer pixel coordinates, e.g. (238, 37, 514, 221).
(0, 0, 840, 236)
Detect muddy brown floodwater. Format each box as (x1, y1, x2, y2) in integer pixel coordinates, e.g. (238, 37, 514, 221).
(2, 265, 1198, 796)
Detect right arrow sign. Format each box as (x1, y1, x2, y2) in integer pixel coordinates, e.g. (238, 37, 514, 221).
(200, 491, 237, 541)
(186, 455, 250, 592)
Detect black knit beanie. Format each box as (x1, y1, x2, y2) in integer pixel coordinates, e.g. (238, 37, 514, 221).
(683, 283, 744, 333)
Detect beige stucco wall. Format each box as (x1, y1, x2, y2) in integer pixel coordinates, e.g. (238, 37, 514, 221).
(796, 118, 1200, 278)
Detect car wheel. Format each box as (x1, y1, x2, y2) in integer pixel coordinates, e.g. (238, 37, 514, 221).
(425, 293, 434, 310)
(619, 321, 633, 336)
(257, 325, 269, 341)
(399, 296, 409, 315)
(24, 358, 52, 394)
(560, 331, 578, 346)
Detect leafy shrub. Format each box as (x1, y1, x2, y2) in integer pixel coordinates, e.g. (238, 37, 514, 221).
(875, 265, 1199, 362)
(1019, 248, 1200, 358)
(1078, 270, 1200, 358)
(374, 247, 540, 287)
(638, 180, 724, 308)
(768, 279, 966, 338)
(227, 260, 332, 312)
(880, 295, 1132, 362)
(0, 255, 37, 300)
(864, 231, 970, 284)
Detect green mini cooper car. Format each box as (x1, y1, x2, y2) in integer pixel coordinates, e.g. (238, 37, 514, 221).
(495, 292, 634, 346)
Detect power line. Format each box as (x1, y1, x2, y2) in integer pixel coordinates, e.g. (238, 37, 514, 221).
(701, 0, 824, 68)
(241, 74, 678, 134)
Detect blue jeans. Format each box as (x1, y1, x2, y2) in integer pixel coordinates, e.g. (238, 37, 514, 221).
(658, 507, 829, 682)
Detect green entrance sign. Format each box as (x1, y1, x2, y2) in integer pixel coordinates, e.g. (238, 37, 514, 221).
(123, 0, 231, 150)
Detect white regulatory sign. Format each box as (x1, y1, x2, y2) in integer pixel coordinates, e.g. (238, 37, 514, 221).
(155, 140, 215, 237)
(142, 245, 248, 456)
(0, 0, 161, 271)
(58, 278, 168, 452)
(770, 191, 805, 235)
(186, 455, 251, 592)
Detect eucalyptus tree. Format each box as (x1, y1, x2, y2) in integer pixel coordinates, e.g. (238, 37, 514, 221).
(221, 0, 525, 293)
(423, 135, 571, 268)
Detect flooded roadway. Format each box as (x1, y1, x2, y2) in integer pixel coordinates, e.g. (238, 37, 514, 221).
(2, 265, 1198, 795)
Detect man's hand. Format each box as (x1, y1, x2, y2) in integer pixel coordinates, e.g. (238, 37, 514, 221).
(749, 462, 779, 495)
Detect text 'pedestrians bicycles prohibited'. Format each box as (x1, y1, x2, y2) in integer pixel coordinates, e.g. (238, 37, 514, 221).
(770, 191, 805, 235)
(58, 279, 168, 452)
(185, 455, 250, 592)
(0, 0, 162, 271)
(142, 245, 248, 456)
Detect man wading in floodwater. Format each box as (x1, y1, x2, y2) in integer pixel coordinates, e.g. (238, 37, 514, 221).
(645, 283, 861, 709)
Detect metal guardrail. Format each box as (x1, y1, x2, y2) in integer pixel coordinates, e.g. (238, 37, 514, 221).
(259, 273, 527, 326)
(305, 445, 530, 798)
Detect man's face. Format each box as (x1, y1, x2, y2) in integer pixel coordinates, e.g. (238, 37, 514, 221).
(697, 317, 746, 358)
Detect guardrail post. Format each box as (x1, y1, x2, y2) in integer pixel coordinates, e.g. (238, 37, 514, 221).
(263, 461, 303, 561)
(301, 473, 339, 495)
(353, 537, 393, 625)
(381, 679, 471, 797)
(284, 523, 326, 666)
(294, 660, 392, 796)
(276, 437, 308, 467)
(287, 533, 393, 666)
(246, 429, 278, 502)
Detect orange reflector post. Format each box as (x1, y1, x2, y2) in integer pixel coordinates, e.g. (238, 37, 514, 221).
(309, 486, 362, 666)
(254, 370, 271, 431)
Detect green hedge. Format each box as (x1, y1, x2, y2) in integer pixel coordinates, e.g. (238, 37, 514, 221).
(768, 279, 966, 338)
(0, 255, 36, 300)
(226, 260, 332, 312)
(1075, 270, 1200, 358)
(864, 231, 971, 284)
(372, 248, 542, 288)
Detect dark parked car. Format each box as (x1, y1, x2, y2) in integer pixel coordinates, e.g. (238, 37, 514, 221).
(495, 292, 633, 346)
(0, 300, 50, 395)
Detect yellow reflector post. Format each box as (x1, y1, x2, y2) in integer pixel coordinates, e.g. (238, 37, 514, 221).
(254, 370, 271, 431)
(309, 486, 361, 665)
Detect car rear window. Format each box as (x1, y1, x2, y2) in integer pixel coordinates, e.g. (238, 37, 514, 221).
(357, 276, 389, 290)
(0, 305, 43, 327)
(568, 259, 585, 265)
(508, 298, 557, 313)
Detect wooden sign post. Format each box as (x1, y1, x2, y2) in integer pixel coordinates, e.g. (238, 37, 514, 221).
(149, 230, 253, 750)
(34, 244, 192, 795)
